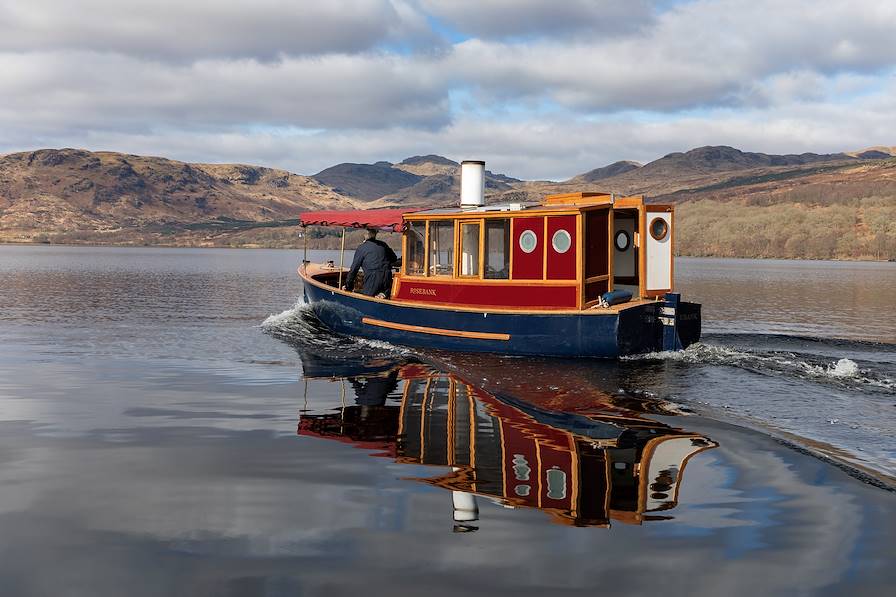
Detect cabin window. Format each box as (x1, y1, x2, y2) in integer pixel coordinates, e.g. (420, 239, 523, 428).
(459, 222, 480, 277)
(649, 217, 669, 241)
(551, 229, 572, 254)
(405, 221, 425, 275)
(519, 230, 538, 254)
(428, 220, 454, 276)
(484, 219, 510, 279)
(615, 230, 631, 251)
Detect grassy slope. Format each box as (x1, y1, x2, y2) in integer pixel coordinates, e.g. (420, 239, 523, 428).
(671, 160, 896, 260)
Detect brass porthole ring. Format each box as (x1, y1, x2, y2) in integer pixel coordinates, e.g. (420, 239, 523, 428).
(649, 217, 668, 241)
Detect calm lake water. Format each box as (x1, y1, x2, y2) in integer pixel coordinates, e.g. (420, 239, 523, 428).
(0, 245, 894, 596)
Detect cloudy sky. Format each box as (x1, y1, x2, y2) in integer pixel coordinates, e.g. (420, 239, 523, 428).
(1, 0, 895, 179)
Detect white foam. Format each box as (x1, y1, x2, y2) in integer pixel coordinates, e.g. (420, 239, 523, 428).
(261, 299, 310, 329)
(829, 358, 859, 378)
(260, 300, 410, 356)
(624, 343, 894, 391)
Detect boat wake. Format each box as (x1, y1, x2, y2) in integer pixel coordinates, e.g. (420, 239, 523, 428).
(624, 334, 896, 485)
(624, 337, 896, 393)
(261, 300, 409, 357)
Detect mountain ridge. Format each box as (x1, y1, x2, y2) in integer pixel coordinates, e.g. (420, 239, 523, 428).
(1, 145, 894, 259)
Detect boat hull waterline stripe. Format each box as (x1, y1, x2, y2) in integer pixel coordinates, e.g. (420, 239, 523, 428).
(361, 317, 511, 341)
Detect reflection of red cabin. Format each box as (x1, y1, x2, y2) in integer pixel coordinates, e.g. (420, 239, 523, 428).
(297, 364, 716, 527)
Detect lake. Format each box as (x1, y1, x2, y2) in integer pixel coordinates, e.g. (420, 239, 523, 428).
(0, 245, 893, 596)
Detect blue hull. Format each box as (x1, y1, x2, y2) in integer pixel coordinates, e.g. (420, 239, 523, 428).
(302, 278, 700, 358)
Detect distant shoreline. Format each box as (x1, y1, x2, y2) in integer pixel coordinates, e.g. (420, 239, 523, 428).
(2, 238, 893, 262)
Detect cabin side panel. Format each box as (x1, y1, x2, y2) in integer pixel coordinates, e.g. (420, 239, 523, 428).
(393, 278, 577, 309)
(644, 209, 673, 295)
(546, 215, 577, 280)
(512, 217, 545, 280)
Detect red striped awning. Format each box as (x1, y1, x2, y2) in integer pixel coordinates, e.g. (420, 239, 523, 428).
(299, 208, 417, 232)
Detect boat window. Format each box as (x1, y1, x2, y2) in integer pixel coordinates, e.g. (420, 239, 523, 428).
(460, 222, 480, 276)
(649, 217, 669, 241)
(428, 220, 454, 276)
(484, 219, 510, 279)
(405, 221, 425, 275)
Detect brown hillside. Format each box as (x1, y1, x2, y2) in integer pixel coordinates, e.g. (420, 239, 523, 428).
(1, 146, 894, 258)
(0, 148, 356, 244)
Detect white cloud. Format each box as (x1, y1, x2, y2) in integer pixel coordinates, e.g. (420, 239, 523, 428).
(0, 0, 435, 60)
(447, 0, 896, 111)
(0, 0, 895, 179)
(0, 51, 450, 132)
(420, 0, 654, 38)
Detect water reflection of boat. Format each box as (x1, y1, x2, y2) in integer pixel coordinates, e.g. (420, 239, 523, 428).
(298, 359, 717, 529)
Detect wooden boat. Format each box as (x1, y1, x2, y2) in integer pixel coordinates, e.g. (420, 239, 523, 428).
(298, 160, 700, 357)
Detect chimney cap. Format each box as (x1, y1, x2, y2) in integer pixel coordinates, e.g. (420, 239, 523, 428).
(461, 160, 485, 165)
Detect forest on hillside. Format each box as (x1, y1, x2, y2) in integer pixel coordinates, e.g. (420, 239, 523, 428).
(677, 195, 896, 260)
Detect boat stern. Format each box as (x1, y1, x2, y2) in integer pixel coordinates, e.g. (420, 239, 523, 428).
(616, 294, 701, 356)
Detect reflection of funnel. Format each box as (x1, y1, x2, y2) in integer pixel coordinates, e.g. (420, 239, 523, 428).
(453, 491, 479, 521)
(451, 466, 479, 527)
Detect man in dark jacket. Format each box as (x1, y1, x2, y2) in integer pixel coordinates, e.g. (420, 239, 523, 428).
(343, 228, 399, 297)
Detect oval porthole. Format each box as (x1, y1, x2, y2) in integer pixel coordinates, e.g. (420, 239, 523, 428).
(551, 229, 571, 254)
(519, 230, 538, 254)
(615, 230, 631, 251)
(649, 217, 669, 241)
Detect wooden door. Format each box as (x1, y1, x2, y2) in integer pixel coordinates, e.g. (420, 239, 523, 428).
(583, 208, 610, 305)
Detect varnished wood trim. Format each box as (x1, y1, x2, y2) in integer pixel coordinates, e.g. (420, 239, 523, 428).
(544, 192, 612, 206)
(477, 218, 485, 279)
(607, 208, 614, 293)
(509, 217, 515, 280)
(542, 216, 549, 279)
(404, 209, 580, 222)
(423, 221, 430, 278)
(399, 275, 575, 286)
(401, 229, 407, 275)
(576, 212, 584, 309)
(585, 274, 609, 284)
(453, 217, 460, 278)
(613, 195, 645, 209)
(638, 205, 647, 298)
(362, 317, 511, 341)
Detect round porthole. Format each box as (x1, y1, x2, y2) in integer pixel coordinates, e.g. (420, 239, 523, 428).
(519, 230, 538, 254)
(649, 217, 669, 241)
(551, 229, 571, 254)
(615, 230, 631, 251)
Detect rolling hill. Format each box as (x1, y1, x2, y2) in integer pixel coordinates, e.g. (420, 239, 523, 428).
(1, 146, 894, 259)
